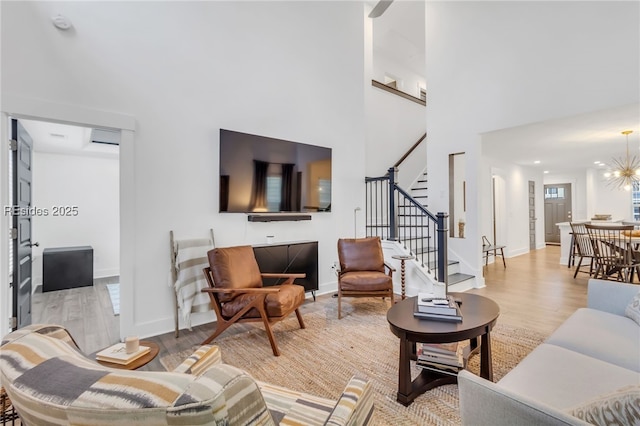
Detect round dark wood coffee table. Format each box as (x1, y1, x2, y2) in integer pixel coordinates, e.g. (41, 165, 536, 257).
(387, 292, 500, 406)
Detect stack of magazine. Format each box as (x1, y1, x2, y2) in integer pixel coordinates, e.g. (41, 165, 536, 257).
(414, 293, 463, 322)
(416, 342, 464, 375)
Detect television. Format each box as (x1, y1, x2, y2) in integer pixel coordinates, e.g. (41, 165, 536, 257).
(219, 129, 332, 213)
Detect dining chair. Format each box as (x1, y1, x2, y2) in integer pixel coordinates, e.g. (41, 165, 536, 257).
(585, 224, 640, 283)
(569, 223, 595, 278)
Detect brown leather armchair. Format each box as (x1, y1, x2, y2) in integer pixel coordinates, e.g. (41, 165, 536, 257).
(337, 237, 395, 319)
(202, 245, 306, 356)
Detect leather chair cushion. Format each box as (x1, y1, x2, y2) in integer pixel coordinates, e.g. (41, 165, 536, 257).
(221, 284, 305, 319)
(208, 246, 263, 303)
(338, 237, 385, 273)
(339, 271, 392, 292)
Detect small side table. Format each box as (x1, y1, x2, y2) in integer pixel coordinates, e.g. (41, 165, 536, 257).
(392, 254, 414, 300)
(95, 341, 159, 370)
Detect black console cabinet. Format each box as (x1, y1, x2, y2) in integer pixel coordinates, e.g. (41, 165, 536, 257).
(43, 246, 93, 292)
(253, 241, 318, 298)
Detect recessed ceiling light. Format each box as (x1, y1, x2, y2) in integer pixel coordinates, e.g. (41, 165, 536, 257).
(534, 160, 541, 164)
(599, 163, 606, 166)
(543, 170, 549, 174)
(594, 161, 601, 164)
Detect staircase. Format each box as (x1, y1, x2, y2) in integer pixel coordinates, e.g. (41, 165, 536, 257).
(405, 169, 474, 289)
(365, 154, 475, 291)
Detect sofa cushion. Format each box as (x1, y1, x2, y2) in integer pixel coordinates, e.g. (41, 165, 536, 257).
(567, 385, 640, 426)
(545, 308, 640, 372)
(498, 343, 640, 410)
(625, 290, 640, 326)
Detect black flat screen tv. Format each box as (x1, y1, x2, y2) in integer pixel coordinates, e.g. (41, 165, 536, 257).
(219, 129, 332, 213)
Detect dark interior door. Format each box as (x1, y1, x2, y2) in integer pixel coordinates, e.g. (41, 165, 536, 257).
(529, 181, 536, 250)
(544, 183, 572, 244)
(11, 119, 34, 330)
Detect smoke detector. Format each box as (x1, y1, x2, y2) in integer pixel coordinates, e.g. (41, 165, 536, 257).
(51, 15, 72, 30)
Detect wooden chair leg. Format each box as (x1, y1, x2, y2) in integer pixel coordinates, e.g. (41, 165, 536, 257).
(256, 304, 280, 356)
(573, 256, 583, 278)
(295, 308, 306, 329)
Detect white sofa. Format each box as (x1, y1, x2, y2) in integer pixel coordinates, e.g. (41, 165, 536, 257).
(458, 279, 640, 425)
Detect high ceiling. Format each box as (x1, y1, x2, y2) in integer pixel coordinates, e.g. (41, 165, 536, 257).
(370, 0, 639, 175)
(482, 103, 640, 174)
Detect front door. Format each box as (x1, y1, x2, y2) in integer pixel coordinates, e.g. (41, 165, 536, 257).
(544, 183, 572, 244)
(11, 119, 34, 329)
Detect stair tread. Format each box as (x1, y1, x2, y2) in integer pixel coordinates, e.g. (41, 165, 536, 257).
(447, 272, 474, 285)
(426, 259, 458, 267)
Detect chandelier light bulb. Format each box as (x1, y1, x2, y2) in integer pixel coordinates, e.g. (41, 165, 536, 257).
(625, 184, 632, 191)
(604, 172, 611, 178)
(614, 170, 621, 177)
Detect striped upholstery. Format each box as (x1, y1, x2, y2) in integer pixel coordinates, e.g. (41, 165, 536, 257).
(0, 325, 373, 425)
(171, 344, 221, 376)
(258, 377, 374, 426)
(324, 376, 374, 426)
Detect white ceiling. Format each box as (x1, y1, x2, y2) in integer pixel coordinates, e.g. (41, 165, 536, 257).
(19, 119, 119, 159)
(482, 103, 640, 174)
(369, 0, 640, 175)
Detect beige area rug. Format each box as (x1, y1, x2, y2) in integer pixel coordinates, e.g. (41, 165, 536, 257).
(161, 299, 547, 425)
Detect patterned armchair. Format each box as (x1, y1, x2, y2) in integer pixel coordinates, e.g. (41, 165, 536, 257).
(0, 324, 373, 425)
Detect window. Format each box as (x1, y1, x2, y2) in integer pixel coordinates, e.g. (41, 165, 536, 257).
(266, 176, 281, 212)
(544, 187, 565, 199)
(266, 163, 282, 211)
(318, 179, 331, 210)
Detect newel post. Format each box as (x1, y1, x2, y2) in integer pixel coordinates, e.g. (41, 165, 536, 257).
(436, 212, 449, 289)
(388, 167, 397, 241)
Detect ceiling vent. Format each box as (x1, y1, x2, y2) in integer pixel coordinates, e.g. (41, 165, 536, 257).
(91, 128, 120, 146)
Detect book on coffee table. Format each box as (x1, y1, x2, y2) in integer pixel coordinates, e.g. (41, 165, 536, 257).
(413, 299, 463, 322)
(418, 342, 463, 367)
(96, 343, 151, 365)
(416, 293, 459, 315)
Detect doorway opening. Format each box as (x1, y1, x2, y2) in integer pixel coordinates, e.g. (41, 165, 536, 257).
(7, 117, 121, 353)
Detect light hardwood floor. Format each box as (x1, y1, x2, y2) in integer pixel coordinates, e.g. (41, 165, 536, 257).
(32, 276, 120, 355)
(32, 245, 591, 370)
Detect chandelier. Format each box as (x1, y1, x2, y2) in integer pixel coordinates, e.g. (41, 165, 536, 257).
(604, 130, 638, 191)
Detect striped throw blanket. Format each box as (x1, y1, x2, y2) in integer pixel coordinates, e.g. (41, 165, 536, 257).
(173, 238, 214, 328)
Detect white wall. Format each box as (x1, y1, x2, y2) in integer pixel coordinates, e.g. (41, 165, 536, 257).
(365, 86, 426, 186)
(1, 1, 367, 339)
(480, 156, 546, 260)
(31, 152, 120, 286)
(426, 1, 640, 280)
(372, 52, 425, 99)
(584, 169, 634, 221)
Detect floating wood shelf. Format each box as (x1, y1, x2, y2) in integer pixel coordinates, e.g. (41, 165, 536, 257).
(247, 214, 312, 222)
